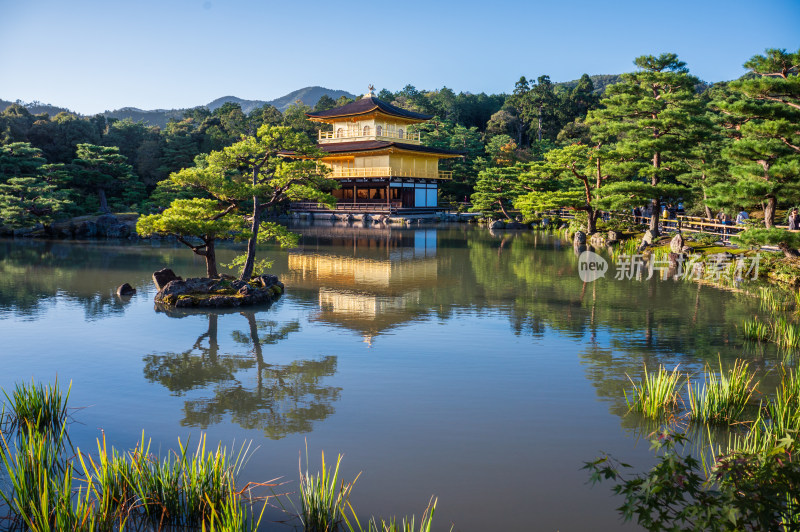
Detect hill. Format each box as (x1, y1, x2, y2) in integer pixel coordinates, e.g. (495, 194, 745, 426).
(1, 86, 357, 128)
(108, 86, 356, 127)
(555, 74, 624, 93)
(207, 87, 356, 115)
(0, 99, 74, 116)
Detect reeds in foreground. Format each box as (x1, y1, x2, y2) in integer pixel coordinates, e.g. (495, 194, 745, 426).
(687, 359, 758, 424)
(346, 497, 443, 532)
(297, 450, 357, 532)
(2, 378, 70, 442)
(625, 365, 683, 419)
(727, 368, 800, 454)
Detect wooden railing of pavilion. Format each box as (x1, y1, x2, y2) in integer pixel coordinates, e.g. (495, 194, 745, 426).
(328, 167, 452, 180)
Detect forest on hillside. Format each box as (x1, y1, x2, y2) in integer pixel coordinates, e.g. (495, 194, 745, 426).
(0, 48, 798, 251)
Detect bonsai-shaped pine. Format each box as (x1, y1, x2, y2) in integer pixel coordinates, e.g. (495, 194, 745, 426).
(136, 198, 243, 278)
(515, 144, 616, 234)
(731, 227, 800, 258)
(0, 143, 74, 229)
(149, 125, 335, 280)
(470, 166, 525, 220)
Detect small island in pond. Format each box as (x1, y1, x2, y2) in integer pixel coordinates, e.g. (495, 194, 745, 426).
(152, 268, 284, 308)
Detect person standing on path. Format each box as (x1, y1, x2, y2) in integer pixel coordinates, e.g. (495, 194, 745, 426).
(789, 208, 800, 231)
(736, 208, 749, 225)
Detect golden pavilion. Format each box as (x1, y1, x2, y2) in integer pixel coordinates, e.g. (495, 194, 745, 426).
(295, 86, 461, 214)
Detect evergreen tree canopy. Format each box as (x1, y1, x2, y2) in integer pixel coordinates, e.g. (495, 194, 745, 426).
(587, 53, 708, 233)
(710, 48, 800, 227)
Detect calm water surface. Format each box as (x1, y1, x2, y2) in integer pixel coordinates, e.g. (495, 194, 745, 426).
(0, 224, 786, 531)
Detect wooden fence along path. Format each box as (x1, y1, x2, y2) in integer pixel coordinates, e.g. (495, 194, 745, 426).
(550, 210, 792, 244)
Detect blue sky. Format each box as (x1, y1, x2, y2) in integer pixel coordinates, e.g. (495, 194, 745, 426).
(1, 0, 798, 115)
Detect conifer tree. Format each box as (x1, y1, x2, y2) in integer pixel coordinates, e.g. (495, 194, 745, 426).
(71, 144, 137, 213)
(587, 54, 708, 235)
(166, 125, 335, 281)
(470, 166, 524, 220)
(515, 144, 615, 233)
(710, 48, 800, 227)
(136, 199, 242, 278)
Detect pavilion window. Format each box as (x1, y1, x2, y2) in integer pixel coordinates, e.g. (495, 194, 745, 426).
(376, 125, 382, 136)
(357, 189, 369, 199)
(398, 128, 404, 139)
(336, 128, 343, 138)
(363, 125, 370, 136)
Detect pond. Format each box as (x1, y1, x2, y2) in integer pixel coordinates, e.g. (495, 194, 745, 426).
(0, 224, 789, 530)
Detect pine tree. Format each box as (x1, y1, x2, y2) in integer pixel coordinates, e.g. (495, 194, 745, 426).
(470, 166, 524, 220)
(587, 53, 708, 235)
(515, 144, 615, 233)
(136, 199, 243, 277)
(168, 125, 335, 281)
(71, 144, 136, 213)
(709, 48, 800, 227)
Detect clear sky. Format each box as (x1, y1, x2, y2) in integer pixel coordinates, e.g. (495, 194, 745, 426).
(1, 0, 798, 115)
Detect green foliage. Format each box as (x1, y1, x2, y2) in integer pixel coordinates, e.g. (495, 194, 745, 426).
(296, 451, 357, 532)
(0, 176, 74, 229)
(587, 53, 708, 232)
(346, 497, 442, 532)
(416, 118, 486, 199)
(223, 222, 300, 276)
(687, 359, 758, 424)
(71, 143, 141, 213)
(470, 165, 524, 219)
(710, 48, 800, 227)
(585, 432, 800, 531)
(0, 142, 46, 181)
(0, 382, 268, 531)
(167, 124, 334, 280)
(741, 316, 800, 348)
(624, 365, 683, 420)
(731, 228, 800, 254)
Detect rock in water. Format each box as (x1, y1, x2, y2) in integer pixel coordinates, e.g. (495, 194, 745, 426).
(607, 230, 621, 243)
(670, 233, 685, 254)
(573, 231, 586, 245)
(116, 283, 136, 296)
(152, 268, 182, 291)
(489, 220, 505, 229)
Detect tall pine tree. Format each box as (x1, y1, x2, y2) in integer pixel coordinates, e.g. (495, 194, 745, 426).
(587, 54, 708, 235)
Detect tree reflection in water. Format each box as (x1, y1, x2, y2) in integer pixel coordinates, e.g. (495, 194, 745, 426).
(143, 308, 340, 439)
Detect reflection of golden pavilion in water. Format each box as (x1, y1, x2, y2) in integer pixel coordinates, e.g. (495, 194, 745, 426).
(285, 227, 439, 345)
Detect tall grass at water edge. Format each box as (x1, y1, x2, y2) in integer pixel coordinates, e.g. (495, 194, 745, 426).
(726, 367, 800, 455)
(0, 380, 269, 532)
(1, 379, 70, 442)
(687, 358, 759, 424)
(624, 365, 683, 419)
(0, 382, 447, 532)
(741, 316, 800, 349)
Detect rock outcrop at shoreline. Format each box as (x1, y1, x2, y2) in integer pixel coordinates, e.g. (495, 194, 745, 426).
(153, 269, 284, 308)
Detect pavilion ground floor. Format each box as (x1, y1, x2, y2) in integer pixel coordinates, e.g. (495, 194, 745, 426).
(290, 178, 444, 214)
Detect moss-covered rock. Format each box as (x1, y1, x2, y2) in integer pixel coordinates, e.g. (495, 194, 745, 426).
(153, 273, 285, 308)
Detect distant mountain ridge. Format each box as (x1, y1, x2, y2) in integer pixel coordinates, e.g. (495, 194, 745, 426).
(0, 86, 357, 129)
(1, 79, 633, 129)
